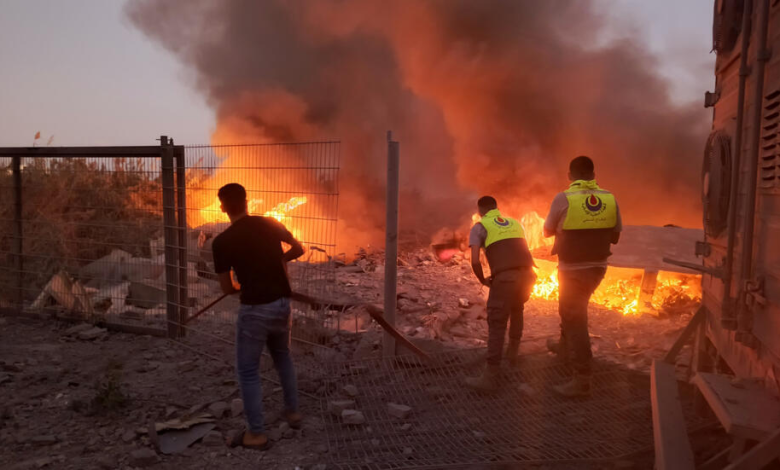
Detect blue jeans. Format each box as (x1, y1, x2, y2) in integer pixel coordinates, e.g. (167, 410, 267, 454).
(236, 298, 298, 434)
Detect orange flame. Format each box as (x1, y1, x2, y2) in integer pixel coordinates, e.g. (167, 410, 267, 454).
(473, 211, 701, 316)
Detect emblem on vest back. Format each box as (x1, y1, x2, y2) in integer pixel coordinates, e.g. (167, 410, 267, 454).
(582, 194, 606, 215)
(493, 217, 510, 227)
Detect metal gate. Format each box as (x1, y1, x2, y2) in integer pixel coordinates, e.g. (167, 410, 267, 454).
(0, 138, 340, 342)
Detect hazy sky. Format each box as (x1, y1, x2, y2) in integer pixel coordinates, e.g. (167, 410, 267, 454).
(0, 1, 715, 147)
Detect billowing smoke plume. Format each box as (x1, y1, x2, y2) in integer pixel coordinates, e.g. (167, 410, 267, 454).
(127, 0, 709, 251)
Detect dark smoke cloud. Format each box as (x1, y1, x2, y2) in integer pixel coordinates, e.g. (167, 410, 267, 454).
(127, 0, 708, 251)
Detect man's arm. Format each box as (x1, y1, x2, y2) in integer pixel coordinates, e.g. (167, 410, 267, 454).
(611, 199, 623, 245)
(544, 193, 567, 238)
(212, 238, 239, 295)
(218, 272, 240, 295)
(470, 245, 490, 287)
(274, 221, 305, 262)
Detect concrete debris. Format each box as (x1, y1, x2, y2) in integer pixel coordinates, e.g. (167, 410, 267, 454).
(342, 384, 359, 397)
(127, 280, 167, 309)
(458, 298, 470, 308)
(341, 409, 365, 425)
(327, 400, 356, 416)
(268, 428, 283, 442)
(400, 423, 413, 431)
(387, 403, 412, 419)
(129, 447, 159, 467)
(201, 431, 224, 447)
(208, 401, 228, 418)
(283, 428, 296, 439)
(77, 327, 107, 341)
(122, 430, 136, 443)
(63, 324, 92, 336)
(158, 423, 215, 455)
(230, 398, 244, 418)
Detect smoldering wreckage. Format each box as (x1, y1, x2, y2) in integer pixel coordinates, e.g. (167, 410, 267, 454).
(0, 219, 707, 469)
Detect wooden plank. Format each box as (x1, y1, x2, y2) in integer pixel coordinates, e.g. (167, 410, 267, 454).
(725, 426, 780, 470)
(692, 372, 780, 441)
(651, 360, 695, 470)
(664, 308, 705, 364)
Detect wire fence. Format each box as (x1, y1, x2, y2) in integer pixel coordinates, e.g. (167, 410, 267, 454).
(0, 148, 170, 336)
(0, 141, 341, 346)
(178, 142, 341, 346)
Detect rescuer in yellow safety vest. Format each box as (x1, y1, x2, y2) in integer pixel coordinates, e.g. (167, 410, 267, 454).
(543, 156, 622, 397)
(465, 196, 536, 392)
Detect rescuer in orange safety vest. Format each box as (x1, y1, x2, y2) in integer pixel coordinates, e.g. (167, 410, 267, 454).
(543, 156, 622, 397)
(464, 196, 536, 392)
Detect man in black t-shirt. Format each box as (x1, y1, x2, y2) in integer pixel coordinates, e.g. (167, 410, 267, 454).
(211, 183, 304, 450)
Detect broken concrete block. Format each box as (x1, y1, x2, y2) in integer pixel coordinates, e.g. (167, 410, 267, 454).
(341, 410, 365, 425)
(230, 398, 243, 418)
(458, 298, 470, 308)
(268, 428, 283, 441)
(342, 384, 359, 398)
(129, 448, 158, 467)
(63, 324, 92, 336)
(327, 400, 355, 416)
(127, 280, 166, 309)
(77, 327, 107, 341)
(387, 403, 412, 419)
(80, 249, 133, 282)
(201, 431, 223, 447)
(208, 402, 228, 418)
(400, 423, 412, 432)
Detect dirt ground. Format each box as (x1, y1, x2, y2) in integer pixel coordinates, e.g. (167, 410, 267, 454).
(0, 255, 724, 470)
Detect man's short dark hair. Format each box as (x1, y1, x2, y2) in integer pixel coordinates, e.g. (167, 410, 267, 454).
(569, 156, 595, 180)
(218, 183, 247, 216)
(477, 196, 498, 213)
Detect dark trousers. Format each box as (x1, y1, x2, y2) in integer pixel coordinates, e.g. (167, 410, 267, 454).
(486, 268, 536, 366)
(558, 267, 606, 375)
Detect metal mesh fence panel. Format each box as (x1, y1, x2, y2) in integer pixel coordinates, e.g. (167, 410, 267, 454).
(320, 351, 715, 469)
(177, 142, 340, 345)
(0, 149, 170, 335)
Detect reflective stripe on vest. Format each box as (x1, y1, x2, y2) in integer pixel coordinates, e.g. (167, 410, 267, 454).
(562, 181, 617, 230)
(479, 209, 525, 247)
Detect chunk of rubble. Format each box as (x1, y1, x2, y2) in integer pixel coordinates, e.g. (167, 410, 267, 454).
(342, 384, 359, 397)
(341, 409, 365, 425)
(387, 403, 412, 419)
(63, 324, 92, 336)
(201, 431, 223, 447)
(207, 401, 228, 418)
(458, 298, 470, 308)
(327, 400, 355, 416)
(230, 398, 243, 417)
(129, 448, 159, 467)
(77, 327, 107, 341)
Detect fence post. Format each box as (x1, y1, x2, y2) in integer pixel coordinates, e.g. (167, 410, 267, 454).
(12, 156, 23, 309)
(383, 131, 400, 358)
(174, 144, 188, 336)
(160, 136, 181, 338)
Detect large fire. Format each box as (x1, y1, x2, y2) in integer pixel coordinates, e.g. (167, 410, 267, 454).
(195, 195, 308, 239)
(476, 211, 701, 316)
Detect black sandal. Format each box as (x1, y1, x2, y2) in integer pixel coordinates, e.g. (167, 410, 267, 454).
(228, 429, 271, 451)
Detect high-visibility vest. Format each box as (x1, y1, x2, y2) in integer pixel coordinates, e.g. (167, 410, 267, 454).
(478, 209, 534, 274)
(555, 180, 618, 263)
